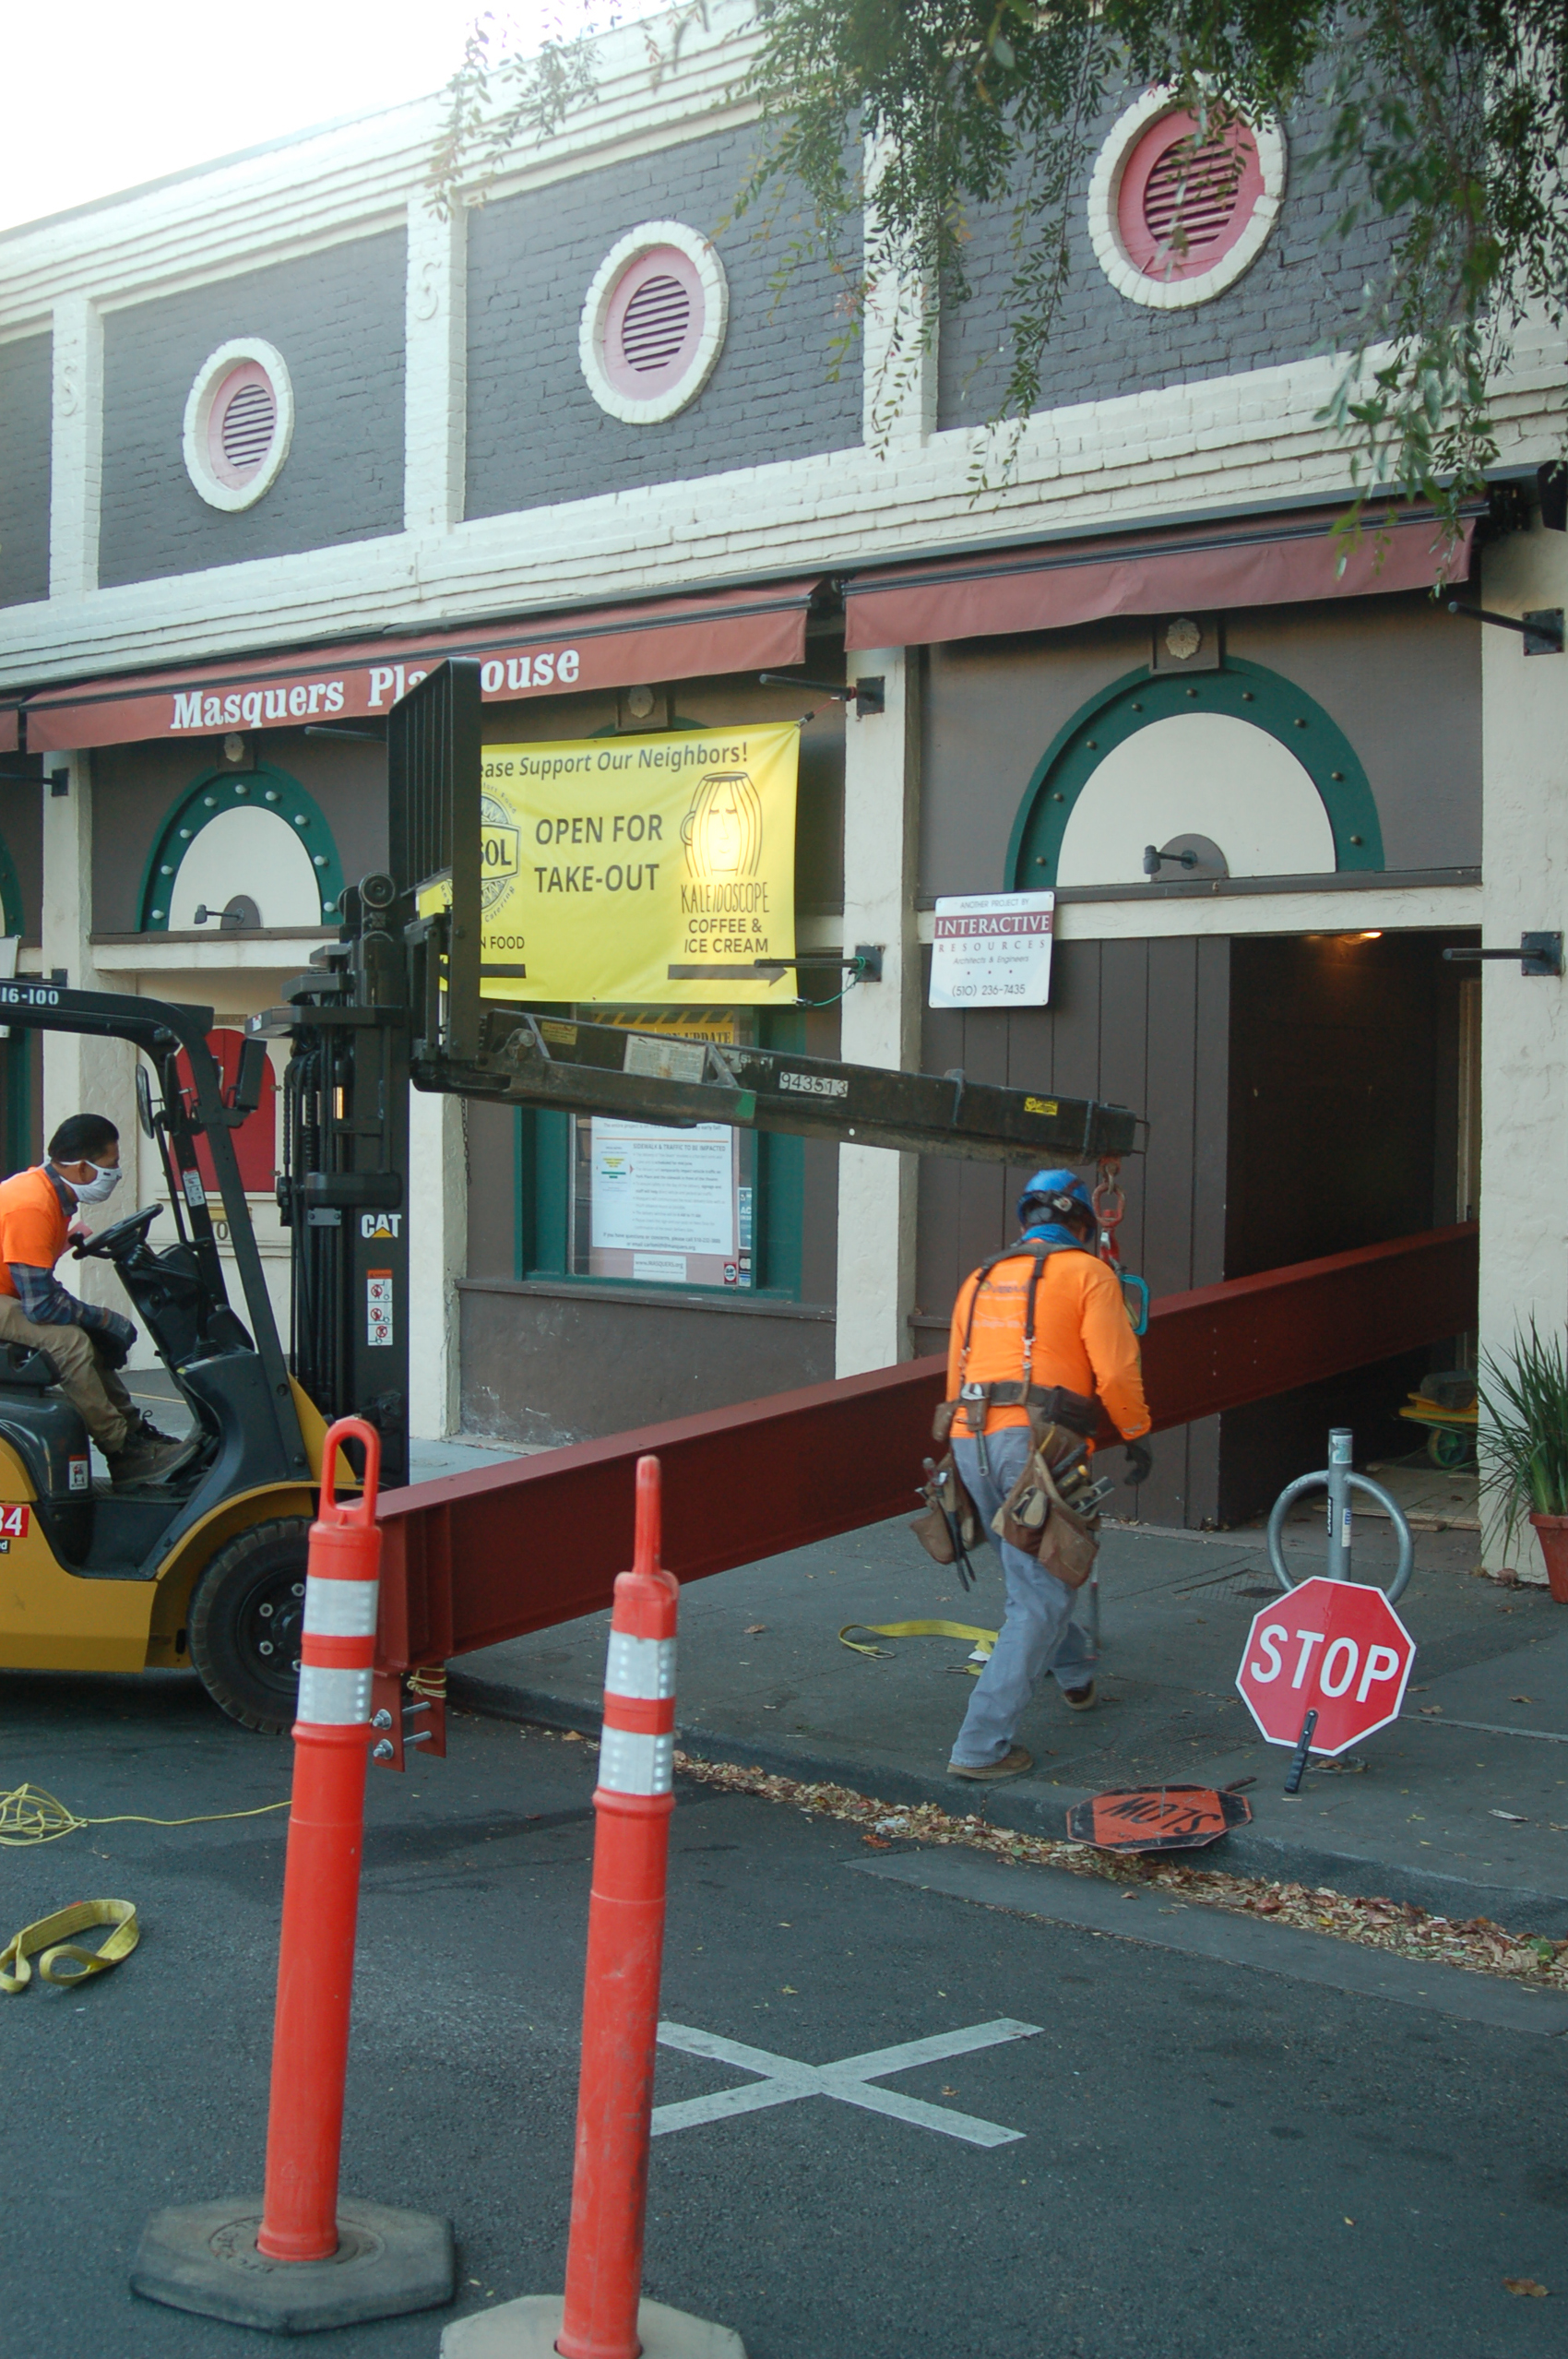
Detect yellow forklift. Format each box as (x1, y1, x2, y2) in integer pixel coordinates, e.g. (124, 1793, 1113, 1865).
(0, 984, 331, 1732)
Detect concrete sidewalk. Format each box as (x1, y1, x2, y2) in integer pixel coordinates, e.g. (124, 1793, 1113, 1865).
(450, 1505, 1568, 1934)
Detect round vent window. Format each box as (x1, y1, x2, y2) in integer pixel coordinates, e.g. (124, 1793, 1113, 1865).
(1088, 93, 1286, 310)
(580, 222, 729, 424)
(183, 338, 294, 511)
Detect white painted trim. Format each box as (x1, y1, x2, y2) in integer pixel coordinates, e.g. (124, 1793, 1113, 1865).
(837, 647, 920, 1377)
(89, 933, 331, 972)
(578, 220, 729, 423)
(50, 294, 102, 597)
(1087, 89, 1287, 310)
(404, 198, 466, 534)
(182, 339, 294, 512)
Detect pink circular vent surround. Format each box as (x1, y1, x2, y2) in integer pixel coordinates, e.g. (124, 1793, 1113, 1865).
(602, 246, 705, 398)
(208, 360, 279, 488)
(1117, 110, 1264, 281)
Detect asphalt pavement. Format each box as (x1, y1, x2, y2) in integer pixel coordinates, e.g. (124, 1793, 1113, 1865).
(3, 1671, 1566, 2357)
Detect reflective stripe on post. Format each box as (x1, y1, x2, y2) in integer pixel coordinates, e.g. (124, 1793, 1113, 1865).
(256, 1418, 382, 2267)
(556, 1454, 679, 2359)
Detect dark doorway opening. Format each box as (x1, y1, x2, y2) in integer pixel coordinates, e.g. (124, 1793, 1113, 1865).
(1217, 926, 1479, 1523)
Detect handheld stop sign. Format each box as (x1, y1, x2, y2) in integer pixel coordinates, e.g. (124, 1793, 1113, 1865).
(1236, 1576, 1416, 1757)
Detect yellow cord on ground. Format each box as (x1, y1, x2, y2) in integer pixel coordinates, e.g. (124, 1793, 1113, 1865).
(1, 1899, 139, 1994)
(0, 1782, 291, 1847)
(839, 1621, 999, 1674)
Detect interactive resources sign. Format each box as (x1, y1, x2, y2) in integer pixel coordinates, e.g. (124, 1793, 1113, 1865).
(928, 892, 1055, 1009)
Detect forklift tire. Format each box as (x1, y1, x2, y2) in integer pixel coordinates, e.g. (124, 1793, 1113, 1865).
(187, 1519, 314, 1734)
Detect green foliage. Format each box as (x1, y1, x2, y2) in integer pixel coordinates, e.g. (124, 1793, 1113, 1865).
(1479, 1321, 1568, 1547)
(431, 1, 1568, 527)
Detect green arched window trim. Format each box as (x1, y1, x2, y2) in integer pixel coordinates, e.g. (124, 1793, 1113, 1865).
(138, 763, 346, 932)
(1005, 658, 1384, 890)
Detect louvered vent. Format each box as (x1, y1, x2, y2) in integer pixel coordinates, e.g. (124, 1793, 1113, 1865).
(619, 275, 692, 374)
(220, 379, 277, 473)
(1142, 135, 1244, 253)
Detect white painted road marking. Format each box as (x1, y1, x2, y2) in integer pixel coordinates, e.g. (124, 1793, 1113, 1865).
(651, 2018, 1042, 2147)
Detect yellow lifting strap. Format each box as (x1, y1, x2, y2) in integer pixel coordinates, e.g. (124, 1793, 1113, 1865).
(1, 1898, 139, 1995)
(839, 1620, 999, 1674)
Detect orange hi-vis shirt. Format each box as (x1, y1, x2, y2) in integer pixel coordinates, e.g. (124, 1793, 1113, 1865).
(0, 1165, 69, 1294)
(946, 1245, 1151, 1440)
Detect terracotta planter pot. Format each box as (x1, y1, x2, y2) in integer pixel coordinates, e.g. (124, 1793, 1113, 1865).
(1529, 1513, 1568, 1603)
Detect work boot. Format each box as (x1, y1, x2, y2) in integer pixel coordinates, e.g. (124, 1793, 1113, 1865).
(129, 1412, 183, 1447)
(947, 1745, 1033, 1784)
(1062, 1681, 1097, 1711)
(107, 1434, 195, 1487)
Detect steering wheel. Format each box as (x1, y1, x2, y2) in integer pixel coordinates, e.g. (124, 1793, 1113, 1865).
(71, 1205, 163, 1261)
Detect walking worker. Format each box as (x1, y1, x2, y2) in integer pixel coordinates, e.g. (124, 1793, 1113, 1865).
(0, 1114, 188, 1485)
(944, 1167, 1150, 1784)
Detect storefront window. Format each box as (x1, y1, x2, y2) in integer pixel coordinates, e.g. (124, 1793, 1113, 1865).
(516, 1005, 802, 1299)
(567, 1011, 755, 1291)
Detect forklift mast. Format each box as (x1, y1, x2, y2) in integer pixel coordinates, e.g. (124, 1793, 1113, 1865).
(252, 661, 1139, 1482)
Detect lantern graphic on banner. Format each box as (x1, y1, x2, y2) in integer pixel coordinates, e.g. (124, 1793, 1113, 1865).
(681, 769, 762, 880)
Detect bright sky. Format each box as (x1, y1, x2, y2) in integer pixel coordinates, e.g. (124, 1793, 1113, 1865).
(0, 3, 644, 235)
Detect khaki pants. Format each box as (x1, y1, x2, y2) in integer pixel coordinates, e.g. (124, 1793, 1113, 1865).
(0, 1295, 136, 1455)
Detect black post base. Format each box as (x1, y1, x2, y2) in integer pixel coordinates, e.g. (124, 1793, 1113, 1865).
(132, 2197, 455, 2334)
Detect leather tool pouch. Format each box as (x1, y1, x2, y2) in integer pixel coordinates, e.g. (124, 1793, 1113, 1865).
(909, 1449, 982, 1567)
(993, 1425, 1100, 1589)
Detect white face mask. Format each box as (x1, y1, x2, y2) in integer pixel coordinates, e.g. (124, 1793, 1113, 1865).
(73, 1161, 122, 1206)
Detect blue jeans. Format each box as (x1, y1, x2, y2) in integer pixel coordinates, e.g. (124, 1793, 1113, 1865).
(949, 1428, 1096, 1768)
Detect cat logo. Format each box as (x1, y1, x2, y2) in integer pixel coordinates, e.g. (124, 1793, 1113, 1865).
(360, 1212, 403, 1240)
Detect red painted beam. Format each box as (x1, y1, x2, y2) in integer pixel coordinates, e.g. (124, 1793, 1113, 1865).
(374, 1222, 1477, 1673)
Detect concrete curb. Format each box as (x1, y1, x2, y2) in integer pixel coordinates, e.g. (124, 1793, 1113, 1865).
(446, 1666, 1568, 1937)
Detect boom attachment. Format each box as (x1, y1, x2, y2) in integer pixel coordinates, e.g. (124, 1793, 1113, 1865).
(418, 1006, 1137, 1163)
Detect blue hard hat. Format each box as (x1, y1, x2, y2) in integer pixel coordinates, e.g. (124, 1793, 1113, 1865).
(1017, 1167, 1092, 1226)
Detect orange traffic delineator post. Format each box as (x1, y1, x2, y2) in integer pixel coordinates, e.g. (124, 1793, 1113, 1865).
(442, 1456, 744, 2359)
(132, 1419, 455, 2334)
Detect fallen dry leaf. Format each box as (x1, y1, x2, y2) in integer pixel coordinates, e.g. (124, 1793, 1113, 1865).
(1511, 1697, 1534, 1705)
(1420, 1706, 1443, 1716)
(1503, 2280, 1549, 2298)
(940, 2085, 958, 2096)
(744, 1624, 768, 1635)
(670, 1754, 1568, 2001)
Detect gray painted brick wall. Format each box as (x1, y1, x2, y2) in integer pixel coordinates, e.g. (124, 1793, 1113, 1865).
(0, 333, 53, 610)
(466, 127, 861, 518)
(99, 232, 406, 588)
(939, 103, 1393, 430)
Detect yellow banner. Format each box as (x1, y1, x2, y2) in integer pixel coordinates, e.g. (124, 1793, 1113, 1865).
(476, 723, 799, 1004)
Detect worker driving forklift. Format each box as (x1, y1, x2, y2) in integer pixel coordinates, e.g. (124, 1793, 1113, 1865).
(0, 983, 332, 1735)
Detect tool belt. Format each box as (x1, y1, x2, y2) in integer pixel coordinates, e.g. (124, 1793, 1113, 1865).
(933, 1380, 1098, 1448)
(909, 1451, 984, 1588)
(990, 1419, 1101, 1590)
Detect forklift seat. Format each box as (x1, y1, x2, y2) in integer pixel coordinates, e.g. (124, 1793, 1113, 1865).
(0, 1343, 61, 1389)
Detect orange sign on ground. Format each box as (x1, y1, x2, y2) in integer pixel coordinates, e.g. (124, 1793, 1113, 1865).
(1065, 1785, 1253, 1853)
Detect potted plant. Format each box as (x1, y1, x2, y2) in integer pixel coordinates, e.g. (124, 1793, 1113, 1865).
(1479, 1323, 1568, 1602)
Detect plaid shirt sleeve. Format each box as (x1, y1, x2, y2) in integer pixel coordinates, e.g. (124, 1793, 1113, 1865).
(8, 1262, 119, 1334)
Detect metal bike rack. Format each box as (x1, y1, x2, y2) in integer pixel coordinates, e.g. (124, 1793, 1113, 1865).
(1265, 1426, 1415, 1603)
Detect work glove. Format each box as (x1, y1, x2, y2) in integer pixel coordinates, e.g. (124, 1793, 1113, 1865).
(1123, 1438, 1154, 1487)
(94, 1314, 137, 1371)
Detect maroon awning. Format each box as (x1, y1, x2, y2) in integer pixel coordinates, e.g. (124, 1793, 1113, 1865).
(20, 578, 821, 753)
(843, 505, 1477, 650)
